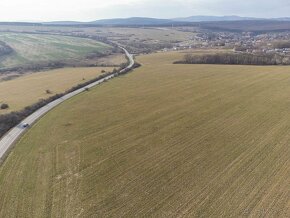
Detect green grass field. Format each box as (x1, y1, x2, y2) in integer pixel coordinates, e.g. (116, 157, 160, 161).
(0, 32, 113, 70)
(0, 51, 289, 217)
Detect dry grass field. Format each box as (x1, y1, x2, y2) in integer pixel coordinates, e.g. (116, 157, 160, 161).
(95, 53, 127, 66)
(0, 51, 289, 217)
(0, 66, 113, 114)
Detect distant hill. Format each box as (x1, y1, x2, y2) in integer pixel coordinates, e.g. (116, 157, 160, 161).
(173, 15, 261, 22)
(271, 17, 290, 21)
(199, 20, 290, 32)
(89, 17, 182, 26)
(44, 17, 183, 26)
(43, 21, 85, 25)
(174, 16, 290, 23)
(36, 16, 290, 28)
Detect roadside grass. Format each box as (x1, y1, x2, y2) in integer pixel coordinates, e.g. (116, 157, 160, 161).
(0, 51, 289, 217)
(0, 32, 113, 70)
(0, 67, 113, 114)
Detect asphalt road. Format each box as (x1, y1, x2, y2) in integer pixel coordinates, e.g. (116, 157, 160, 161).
(0, 47, 134, 160)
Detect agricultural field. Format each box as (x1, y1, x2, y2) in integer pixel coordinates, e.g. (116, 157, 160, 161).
(0, 24, 196, 53)
(0, 32, 113, 70)
(96, 27, 196, 53)
(0, 51, 289, 217)
(97, 27, 194, 42)
(0, 66, 113, 114)
(0, 25, 195, 43)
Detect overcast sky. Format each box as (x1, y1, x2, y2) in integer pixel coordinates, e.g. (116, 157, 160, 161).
(0, 0, 290, 22)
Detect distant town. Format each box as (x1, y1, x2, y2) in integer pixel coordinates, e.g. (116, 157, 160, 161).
(168, 28, 290, 56)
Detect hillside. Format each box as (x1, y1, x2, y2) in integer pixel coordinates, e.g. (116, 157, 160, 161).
(0, 32, 113, 72)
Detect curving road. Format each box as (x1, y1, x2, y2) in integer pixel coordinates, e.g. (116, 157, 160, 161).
(0, 47, 134, 160)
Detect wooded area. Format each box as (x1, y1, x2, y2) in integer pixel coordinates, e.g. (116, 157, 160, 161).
(176, 53, 290, 65)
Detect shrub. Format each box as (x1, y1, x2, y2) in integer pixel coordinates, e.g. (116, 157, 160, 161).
(0, 103, 9, 110)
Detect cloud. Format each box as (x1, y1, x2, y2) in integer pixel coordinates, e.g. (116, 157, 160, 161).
(0, 0, 135, 21)
(90, 0, 290, 20)
(0, 0, 289, 21)
(200, 0, 290, 17)
(89, 0, 196, 19)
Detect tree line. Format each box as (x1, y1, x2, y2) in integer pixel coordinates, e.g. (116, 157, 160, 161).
(175, 53, 290, 65)
(272, 40, 290, 49)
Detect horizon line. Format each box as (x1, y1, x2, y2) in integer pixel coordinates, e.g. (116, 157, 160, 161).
(1, 15, 290, 23)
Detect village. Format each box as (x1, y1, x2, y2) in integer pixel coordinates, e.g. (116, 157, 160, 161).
(170, 30, 290, 56)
